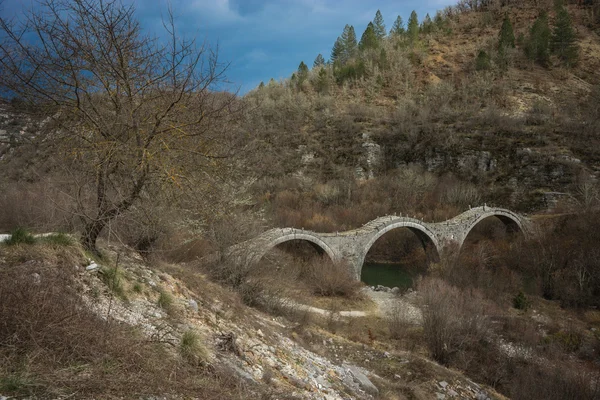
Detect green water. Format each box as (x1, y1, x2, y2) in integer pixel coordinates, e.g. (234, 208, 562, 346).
(361, 262, 423, 289)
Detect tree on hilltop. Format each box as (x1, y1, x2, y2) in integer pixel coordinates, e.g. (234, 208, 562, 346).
(313, 54, 326, 68)
(408, 11, 419, 44)
(391, 15, 405, 36)
(373, 10, 386, 39)
(359, 22, 379, 50)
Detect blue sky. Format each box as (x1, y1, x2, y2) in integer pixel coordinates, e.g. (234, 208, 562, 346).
(2, 0, 457, 94)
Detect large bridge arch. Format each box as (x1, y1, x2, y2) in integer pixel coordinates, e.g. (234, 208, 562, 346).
(253, 231, 339, 265)
(356, 221, 442, 279)
(459, 209, 527, 249)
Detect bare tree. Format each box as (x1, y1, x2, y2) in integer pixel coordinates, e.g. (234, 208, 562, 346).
(0, 0, 237, 253)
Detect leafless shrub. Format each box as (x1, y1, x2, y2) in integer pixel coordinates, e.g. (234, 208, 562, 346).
(300, 258, 362, 298)
(418, 277, 491, 365)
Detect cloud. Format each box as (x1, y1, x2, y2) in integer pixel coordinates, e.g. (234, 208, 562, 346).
(188, 0, 242, 24)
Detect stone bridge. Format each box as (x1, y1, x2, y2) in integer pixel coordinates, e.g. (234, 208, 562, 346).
(226, 206, 530, 280)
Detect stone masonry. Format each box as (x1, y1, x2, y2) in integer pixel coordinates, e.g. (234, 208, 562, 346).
(227, 206, 529, 280)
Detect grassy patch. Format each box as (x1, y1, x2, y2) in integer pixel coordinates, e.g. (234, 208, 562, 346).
(100, 267, 126, 300)
(180, 330, 209, 367)
(4, 228, 36, 245)
(40, 233, 74, 246)
(157, 289, 174, 310)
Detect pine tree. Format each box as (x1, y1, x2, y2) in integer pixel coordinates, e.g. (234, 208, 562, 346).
(331, 37, 344, 63)
(298, 61, 309, 76)
(258, 81, 265, 89)
(313, 53, 325, 68)
(525, 12, 550, 66)
(359, 22, 379, 50)
(475, 50, 491, 71)
(391, 15, 405, 36)
(498, 13, 515, 51)
(434, 11, 444, 30)
(373, 10, 386, 39)
(551, 5, 578, 67)
(315, 68, 329, 94)
(341, 25, 358, 59)
(407, 11, 419, 44)
(421, 13, 433, 34)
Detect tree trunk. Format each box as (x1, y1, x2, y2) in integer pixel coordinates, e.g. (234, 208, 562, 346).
(82, 219, 107, 256)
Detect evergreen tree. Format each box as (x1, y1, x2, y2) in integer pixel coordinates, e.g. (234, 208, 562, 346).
(421, 13, 433, 34)
(525, 12, 550, 66)
(373, 10, 386, 39)
(341, 24, 358, 59)
(313, 53, 325, 68)
(434, 11, 444, 29)
(331, 37, 344, 63)
(315, 68, 329, 94)
(258, 81, 265, 89)
(407, 11, 419, 44)
(379, 48, 388, 70)
(391, 15, 405, 36)
(475, 50, 491, 71)
(359, 22, 379, 50)
(498, 13, 515, 50)
(551, 5, 578, 66)
(297, 61, 309, 78)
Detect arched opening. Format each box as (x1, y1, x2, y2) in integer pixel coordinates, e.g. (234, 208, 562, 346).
(455, 214, 525, 291)
(259, 237, 359, 299)
(461, 215, 523, 251)
(361, 226, 439, 290)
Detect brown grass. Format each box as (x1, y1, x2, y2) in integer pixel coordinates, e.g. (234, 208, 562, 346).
(0, 243, 256, 399)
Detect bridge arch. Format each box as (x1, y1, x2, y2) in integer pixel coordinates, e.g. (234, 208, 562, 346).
(254, 231, 338, 265)
(357, 221, 441, 278)
(459, 209, 527, 249)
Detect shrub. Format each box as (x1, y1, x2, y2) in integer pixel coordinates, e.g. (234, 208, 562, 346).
(4, 228, 36, 245)
(300, 258, 362, 298)
(100, 266, 126, 299)
(513, 291, 530, 310)
(419, 277, 490, 365)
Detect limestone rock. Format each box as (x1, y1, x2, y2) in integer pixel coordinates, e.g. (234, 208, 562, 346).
(347, 365, 379, 395)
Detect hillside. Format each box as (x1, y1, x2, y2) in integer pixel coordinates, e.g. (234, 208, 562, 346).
(2, 0, 600, 399)
(242, 0, 600, 220)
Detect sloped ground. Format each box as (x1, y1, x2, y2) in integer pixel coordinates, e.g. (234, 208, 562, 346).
(0, 239, 508, 399)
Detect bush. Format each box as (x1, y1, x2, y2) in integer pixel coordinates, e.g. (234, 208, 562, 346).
(300, 258, 362, 298)
(419, 277, 490, 365)
(513, 291, 530, 310)
(4, 228, 36, 245)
